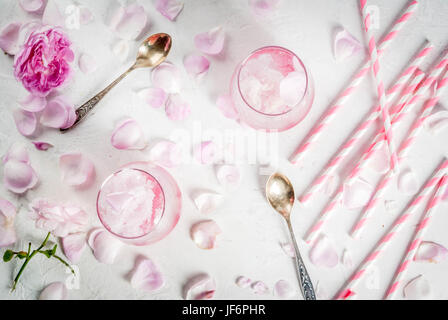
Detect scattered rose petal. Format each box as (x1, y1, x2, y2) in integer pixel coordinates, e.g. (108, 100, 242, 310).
(13, 109, 37, 136)
(40, 97, 75, 129)
(165, 94, 191, 121)
(183, 54, 210, 80)
(403, 275, 431, 299)
(216, 165, 241, 187)
(42, 0, 64, 27)
(190, 220, 222, 250)
(137, 87, 167, 108)
(216, 94, 239, 119)
(251, 281, 269, 295)
(32, 141, 53, 151)
(248, 0, 280, 16)
(39, 282, 68, 300)
(183, 274, 216, 300)
(273, 280, 294, 298)
(425, 110, 448, 135)
(367, 143, 390, 174)
(111, 118, 146, 150)
(59, 153, 95, 188)
(194, 26, 225, 55)
(19, 94, 46, 113)
(0, 22, 21, 55)
(279, 71, 307, 106)
(112, 39, 130, 62)
(19, 0, 44, 12)
(87, 228, 123, 264)
(323, 174, 340, 196)
(78, 53, 97, 74)
(309, 235, 339, 268)
(397, 165, 419, 195)
(109, 4, 147, 40)
(3, 143, 29, 164)
(333, 28, 363, 62)
(61, 233, 86, 264)
(148, 140, 182, 168)
(155, 0, 184, 21)
(130, 257, 164, 291)
(341, 249, 353, 268)
(3, 160, 38, 194)
(193, 191, 223, 214)
(235, 276, 252, 288)
(0, 198, 17, 247)
(151, 62, 181, 93)
(194, 141, 217, 164)
(342, 178, 374, 210)
(280, 242, 295, 257)
(414, 241, 448, 263)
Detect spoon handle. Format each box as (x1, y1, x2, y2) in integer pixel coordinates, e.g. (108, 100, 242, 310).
(60, 64, 136, 132)
(286, 218, 316, 300)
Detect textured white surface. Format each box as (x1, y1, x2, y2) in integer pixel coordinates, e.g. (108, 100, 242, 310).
(0, 0, 447, 300)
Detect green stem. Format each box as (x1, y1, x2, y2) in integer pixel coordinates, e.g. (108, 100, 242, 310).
(52, 255, 75, 275)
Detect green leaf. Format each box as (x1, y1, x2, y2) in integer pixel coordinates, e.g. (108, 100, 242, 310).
(3, 250, 14, 262)
(41, 250, 52, 258)
(17, 251, 28, 259)
(51, 244, 57, 256)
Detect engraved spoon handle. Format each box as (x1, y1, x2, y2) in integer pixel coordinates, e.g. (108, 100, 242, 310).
(286, 217, 316, 300)
(60, 63, 136, 132)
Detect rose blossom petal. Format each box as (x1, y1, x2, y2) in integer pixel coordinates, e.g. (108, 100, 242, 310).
(130, 257, 164, 292)
(61, 233, 86, 264)
(414, 241, 448, 263)
(333, 28, 363, 62)
(341, 249, 353, 268)
(309, 235, 339, 268)
(235, 276, 252, 288)
(137, 87, 167, 108)
(193, 191, 223, 215)
(151, 62, 181, 93)
(397, 165, 419, 195)
(59, 153, 95, 188)
(19, 0, 44, 12)
(403, 275, 431, 299)
(19, 94, 46, 113)
(3, 143, 29, 164)
(280, 242, 295, 258)
(32, 141, 53, 151)
(194, 141, 217, 164)
(216, 94, 239, 119)
(183, 274, 216, 300)
(251, 281, 269, 295)
(0, 22, 22, 55)
(0, 198, 17, 247)
(109, 4, 147, 40)
(194, 26, 225, 55)
(425, 110, 448, 135)
(78, 53, 97, 74)
(3, 160, 38, 194)
(190, 220, 222, 250)
(273, 280, 295, 299)
(42, 0, 64, 27)
(111, 118, 146, 150)
(248, 0, 280, 16)
(88, 228, 123, 265)
(148, 140, 182, 168)
(13, 109, 37, 136)
(216, 164, 241, 187)
(183, 54, 210, 79)
(367, 143, 390, 174)
(165, 94, 191, 121)
(342, 178, 374, 210)
(39, 282, 68, 300)
(40, 97, 75, 129)
(112, 39, 130, 62)
(155, 0, 184, 21)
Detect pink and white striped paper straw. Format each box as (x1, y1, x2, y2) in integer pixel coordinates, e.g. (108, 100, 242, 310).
(360, 0, 399, 173)
(385, 175, 448, 299)
(299, 43, 432, 206)
(336, 159, 448, 300)
(289, 0, 419, 165)
(351, 71, 448, 238)
(304, 52, 448, 244)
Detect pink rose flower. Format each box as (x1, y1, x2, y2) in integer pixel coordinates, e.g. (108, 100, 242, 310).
(14, 26, 74, 97)
(28, 198, 89, 237)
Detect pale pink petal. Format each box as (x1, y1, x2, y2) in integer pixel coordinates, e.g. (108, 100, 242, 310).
(251, 281, 269, 294)
(39, 282, 68, 300)
(309, 235, 339, 268)
(130, 257, 164, 292)
(13, 109, 37, 136)
(3, 143, 29, 164)
(19, 0, 44, 12)
(193, 191, 223, 215)
(0, 22, 22, 55)
(3, 160, 38, 194)
(367, 143, 390, 174)
(137, 87, 167, 108)
(248, 0, 280, 16)
(342, 178, 373, 210)
(32, 141, 53, 151)
(333, 28, 363, 62)
(59, 153, 95, 188)
(193, 141, 217, 164)
(216, 165, 241, 187)
(279, 71, 307, 106)
(190, 220, 222, 250)
(111, 118, 146, 150)
(183, 274, 216, 300)
(87, 228, 123, 265)
(280, 242, 295, 258)
(322, 174, 340, 196)
(235, 276, 252, 288)
(165, 94, 191, 121)
(19, 94, 46, 113)
(42, 0, 64, 27)
(78, 53, 97, 74)
(151, 62, 181, 93)
(403, 275, 431, 299)
(79, 6, 94, 25)
(273, 280, 295, 298)
(0, 198, 17, 247)
(62, 233, 86, 264)
(41, 97, 74, 129)
(397, 165, 419, 195)
(414, 241, 448, 263)
(112, 39, 130, 62)
(148, 140, 182, 168)
(425, 110, 448, 135)
(341, 249, 353, 268)
(155, 0, 184, 21)
(109, 4, 147, 40)
(183, 54, 210, 79)
(216, 94, 239, 119)
(194, 26, 225, 55)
